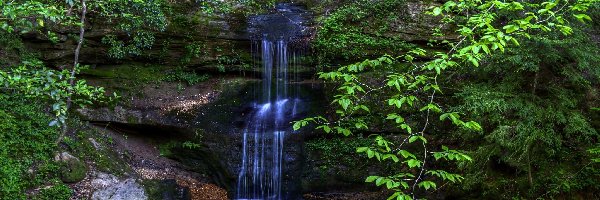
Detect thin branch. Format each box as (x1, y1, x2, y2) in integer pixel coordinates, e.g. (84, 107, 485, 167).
(56, 0, 86, 145)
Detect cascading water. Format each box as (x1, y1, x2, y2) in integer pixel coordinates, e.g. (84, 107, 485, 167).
(236, 3, 311, 200)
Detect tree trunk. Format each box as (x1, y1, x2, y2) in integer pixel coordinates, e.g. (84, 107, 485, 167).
(56, 0, 86, 145)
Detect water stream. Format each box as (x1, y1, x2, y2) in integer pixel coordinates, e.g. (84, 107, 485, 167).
(236, 3, 310, 200)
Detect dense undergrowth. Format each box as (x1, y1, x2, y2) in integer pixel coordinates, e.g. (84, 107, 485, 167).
(0, 95, 69, 199)
(305, 0, 600, 198)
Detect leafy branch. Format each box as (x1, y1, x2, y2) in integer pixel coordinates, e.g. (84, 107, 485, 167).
(294, 0, 597, 199)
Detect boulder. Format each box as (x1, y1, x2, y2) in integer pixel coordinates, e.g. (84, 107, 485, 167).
(55, 152, 87, 183)
(91, 173, 147, 200)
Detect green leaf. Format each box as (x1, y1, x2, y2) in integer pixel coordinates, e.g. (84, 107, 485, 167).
(399, 150, 415, 159)
(418, 181, 437, 190)
(401, 181, 409, 189)
(37, 19, 44, 27)
(407, 159, 420, 168)
(400, 124, 412, 134)
(375, 177, 386, 186)
(357, 147, 369, 153)
(472, 45, 480, 54)
(292, 121, 301, 131)
(383, 154, 400, 162)
(48, 120, 58, 127)
(481, 44, 490, 54)
(52, 103, 60, 111)
(366, 176, 378, 182)
(503, 24, 519, 33)
(386, 181, 392, 189)
(339, 98, 351, 110)
(573, 14, 592, 23)
(323, 125, 331, 133)
(433, 7, 442, 16)
(409, 136, 418, 143)
(387, 192, 400, 200)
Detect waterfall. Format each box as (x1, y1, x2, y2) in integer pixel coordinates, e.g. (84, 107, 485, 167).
(236, 38, 299, 200)
(237, 4, 310, 199)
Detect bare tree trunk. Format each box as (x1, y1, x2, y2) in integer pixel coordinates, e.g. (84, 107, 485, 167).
(56, 0, 86, 145)
(527, 144, 533, 187)
(527, 71, 539, 187)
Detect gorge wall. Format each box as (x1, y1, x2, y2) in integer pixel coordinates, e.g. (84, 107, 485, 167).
(18, 0, 450, 199)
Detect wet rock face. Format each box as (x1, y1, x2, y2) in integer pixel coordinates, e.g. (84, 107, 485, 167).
(248, 3, 313, 41)
(24, 0, 447, 69)
(68, 0, 446, 197)
(23, 2, 250, 68)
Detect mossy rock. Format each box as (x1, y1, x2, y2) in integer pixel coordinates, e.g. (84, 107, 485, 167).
(59, 158, 87, 183)
(143, 179, 191, 200)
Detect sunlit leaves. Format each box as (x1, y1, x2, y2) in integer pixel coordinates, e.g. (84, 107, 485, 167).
(573, 14, 592, 23)
(426, 170, 464, 183)
(418, 181, 437, 190)
(0, 64, 117, 127)
(300, 0, 597, 199)
(408, 135, 427, 144)
(386, 113, 405, 123)
(292, 116, 327, 131)
(406, 159, 422, 168)
(432, 146, 473, 162)
(1, 1, 66, 34)
(589, 147, 600, 163)
(398, 150, 416, 159)
(419, 103, 442, 113)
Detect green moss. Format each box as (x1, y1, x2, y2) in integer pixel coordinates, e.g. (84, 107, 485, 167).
(313, 0, 416, 63)
(143, 180, 163, 200)
(158, 141, 178, 157)
(0, 31, 40, 67)
(93, 145, 131, 177)
(0, 95, 60, 199)
(142, 179, 187, 200)
(126, 115, 139, 124)
(63, 122, 132, 177)
(82, 64, 168, 84)
(58, 159, 87, 183)
(33, 182, 73, 200)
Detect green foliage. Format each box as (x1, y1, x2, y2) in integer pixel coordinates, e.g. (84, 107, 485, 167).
(0, 31, 39, 66)
(0, 62, 117, 127)
(299, 0, 599, 199)
(452, 19, 600, 198)
(182, 141, 201, 149)
(163, 67, 210, 85)
(159, 140, 203, 157)
(0, 0, 67, 34)
(95, 0, 168, 59)
(216, 53, 249, 73)
(295, 54, 479, 199)
(590, 146, 600, 163)
(314, 0, 415, 62)
(306, 137, 372, 171)
(0, 95, 61, 199)
(198, 0, 276, 15)
(181, 41, 208, 64)
(33, 182, 73, 200)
